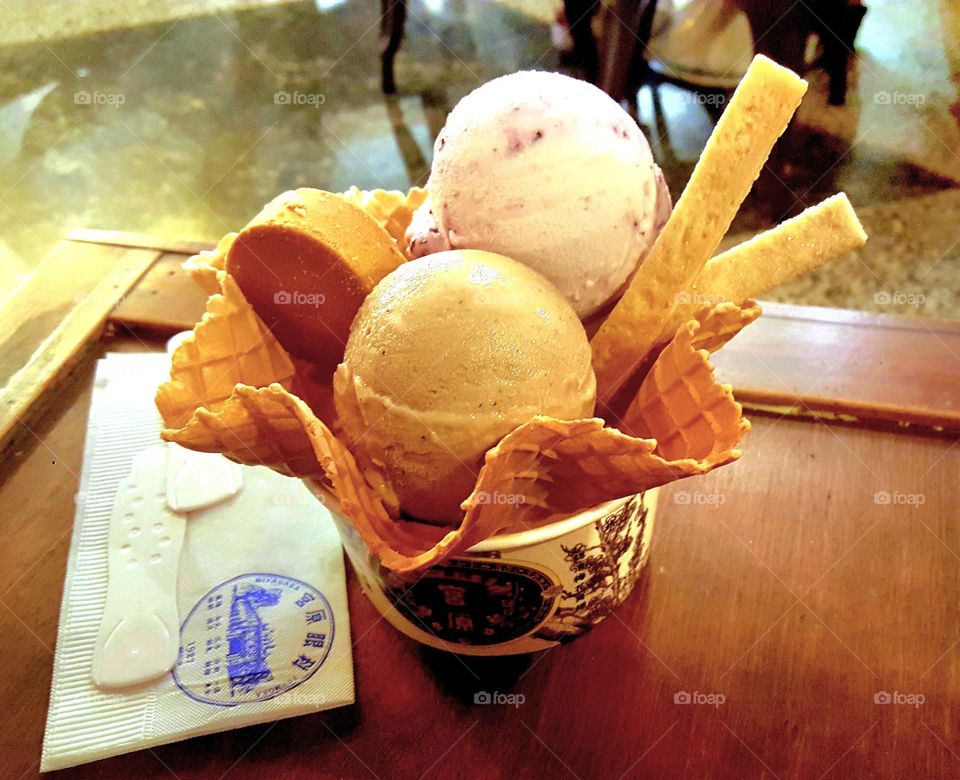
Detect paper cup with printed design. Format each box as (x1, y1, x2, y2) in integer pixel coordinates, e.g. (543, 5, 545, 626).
(309, 484, 657, 655)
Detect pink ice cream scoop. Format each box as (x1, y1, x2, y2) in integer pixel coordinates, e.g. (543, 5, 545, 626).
(405, 70, 672, 318)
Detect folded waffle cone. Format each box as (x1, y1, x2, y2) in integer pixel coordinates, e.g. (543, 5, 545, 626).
(158, 254, 754, 573)
(182, 232, 235, 295)
(157, 272, 297, 430)
(340, 186, 428, 250)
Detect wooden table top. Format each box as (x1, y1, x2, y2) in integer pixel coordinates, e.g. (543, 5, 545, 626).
(2, 235, 959, 779)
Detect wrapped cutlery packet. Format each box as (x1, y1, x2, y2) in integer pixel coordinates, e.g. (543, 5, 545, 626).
(41, 352, 354, 772)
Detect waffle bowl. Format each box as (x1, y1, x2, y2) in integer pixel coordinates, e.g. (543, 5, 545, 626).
(159, 259, 754, 562)
(158, 57, 867, 653)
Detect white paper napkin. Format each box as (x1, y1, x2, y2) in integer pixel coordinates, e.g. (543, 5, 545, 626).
(41, 353, 354, 771)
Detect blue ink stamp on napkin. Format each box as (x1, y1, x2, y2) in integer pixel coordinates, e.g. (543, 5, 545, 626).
(174, 573, 334, 707)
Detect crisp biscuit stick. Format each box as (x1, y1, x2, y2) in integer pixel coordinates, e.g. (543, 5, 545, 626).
(591, 55, 807, 405)
(677, 193, 866, 327)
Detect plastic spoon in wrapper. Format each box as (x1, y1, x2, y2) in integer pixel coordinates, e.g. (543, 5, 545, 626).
(91, 334, 245, 688)
(91, 443, 243, 687)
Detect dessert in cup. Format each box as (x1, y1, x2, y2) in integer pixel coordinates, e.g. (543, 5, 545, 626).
(159, 56, 867, 654)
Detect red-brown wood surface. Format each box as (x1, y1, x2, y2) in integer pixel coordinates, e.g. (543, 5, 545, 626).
(2, 240, 960, 779)
(713, 302, 960, 432)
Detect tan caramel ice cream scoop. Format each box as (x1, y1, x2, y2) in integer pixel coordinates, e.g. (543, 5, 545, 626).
(333, 249, 596, 524)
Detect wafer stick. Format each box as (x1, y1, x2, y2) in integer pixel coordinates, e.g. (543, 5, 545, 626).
(697, 193, 866, 302)
(591, 55, 808, 405)
(668, 193, 867, 329)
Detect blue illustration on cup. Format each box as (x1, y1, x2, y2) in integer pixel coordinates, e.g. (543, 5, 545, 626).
(174, 573, 334, 706)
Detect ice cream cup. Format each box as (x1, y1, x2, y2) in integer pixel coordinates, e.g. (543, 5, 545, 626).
(306, 482, 657, 656)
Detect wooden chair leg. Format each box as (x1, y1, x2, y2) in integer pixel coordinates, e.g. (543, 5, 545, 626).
(737, 0, 809, 76)
(380, 0, 407, 94)
(598, 0, 656, 102)
(819, 3, 867, 106)
(563, 0, 601, 83)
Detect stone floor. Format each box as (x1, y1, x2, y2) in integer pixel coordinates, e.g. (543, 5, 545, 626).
(0, 0, 957, 318)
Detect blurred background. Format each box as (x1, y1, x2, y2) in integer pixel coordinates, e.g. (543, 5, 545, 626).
(1, 0, 957, 317)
